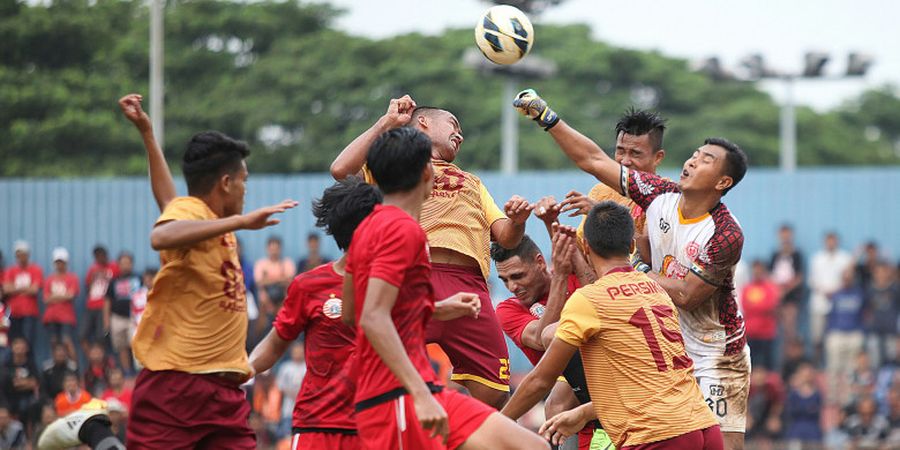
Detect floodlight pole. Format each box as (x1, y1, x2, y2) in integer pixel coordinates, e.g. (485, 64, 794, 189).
(779, 76, 797, 173)
(501, 77, 519, 175)
(150, 0, 165, 148)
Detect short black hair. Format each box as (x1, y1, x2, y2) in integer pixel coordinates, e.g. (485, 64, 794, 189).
(410, 106, 446, 124)
(182, 131, 250, 196)
(779, 223, 793, 232)
(366, 127, 432, 194)
(584, 201, 634, 258)
(92, 245, 108, 257)
(118, 251, 133, 262)
(704, 137, 747, 196)
(266, 235, 282, 246)
(615, 108, 667, 151)
(307, 232, 320, 242)
(143, 267, 158, 278)
(313, 176, 383, 251)
(490, 235, 541, 263)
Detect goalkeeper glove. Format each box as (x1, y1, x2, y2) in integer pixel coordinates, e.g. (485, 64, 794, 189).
(513, 89, 560, 131)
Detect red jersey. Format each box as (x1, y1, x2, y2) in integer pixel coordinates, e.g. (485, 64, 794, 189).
(43, 272, 79, 325)
(4, 264, 43, 317)
(274, 262, 357, 431)
(346, 205, 437, 405)
(85, 262, 119, 311)
(496, 275, 581, 366)
(741, 280, 781, 340)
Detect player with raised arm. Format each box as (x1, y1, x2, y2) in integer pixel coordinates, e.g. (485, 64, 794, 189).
(532, 108, 668, 262)
(248, 177, 381, 450)
(332, 95, 530, 408)
(345, 126, 547, 450)
(502, 201, 722, 450)
(492, 233, 612, 450)
(513, 89, 750, 450)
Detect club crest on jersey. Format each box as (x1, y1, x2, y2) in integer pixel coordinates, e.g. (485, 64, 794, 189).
(529, 303, 546, 318)
(322, 296, 342, 319)
(685, 241, 701, 260)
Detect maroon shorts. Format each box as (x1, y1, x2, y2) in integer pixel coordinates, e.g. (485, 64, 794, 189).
(355, 389, 494, 450)
(126, 369, 255, 450)
(426, 263, 510, 392)
(292, 431, 360, 450)
(621, 425, 723, 450)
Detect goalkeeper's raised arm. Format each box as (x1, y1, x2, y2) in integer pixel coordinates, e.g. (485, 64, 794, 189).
(513, 89, 623, 194)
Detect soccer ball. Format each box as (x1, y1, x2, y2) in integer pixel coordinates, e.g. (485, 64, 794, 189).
(474, 5, 534, 65)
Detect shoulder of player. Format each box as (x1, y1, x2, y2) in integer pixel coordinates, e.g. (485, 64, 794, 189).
(707, 204, 745, 245)
(496, 297, 527, 313)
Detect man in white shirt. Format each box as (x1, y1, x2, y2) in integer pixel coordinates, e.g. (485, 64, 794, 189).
(809, 232, 853, 349)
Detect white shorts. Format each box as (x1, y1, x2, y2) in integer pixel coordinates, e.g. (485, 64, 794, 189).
(693, 345, 751, 433)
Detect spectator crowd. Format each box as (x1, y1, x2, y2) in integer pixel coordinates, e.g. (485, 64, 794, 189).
(740, 226, 899, 449)
(0, 226, 895, 449)
(0, 234, 324, 449)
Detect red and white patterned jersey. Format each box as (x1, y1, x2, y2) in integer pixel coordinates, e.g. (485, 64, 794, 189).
(621, 167, 746, 358)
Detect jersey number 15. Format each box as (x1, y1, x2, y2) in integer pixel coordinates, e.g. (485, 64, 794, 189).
(629, 305, 693, 372)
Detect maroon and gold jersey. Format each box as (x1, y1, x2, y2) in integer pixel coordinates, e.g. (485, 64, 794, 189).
(274, 262, 355, 431)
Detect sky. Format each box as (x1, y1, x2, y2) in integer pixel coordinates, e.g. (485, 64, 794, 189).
(326, 0, 898, 111)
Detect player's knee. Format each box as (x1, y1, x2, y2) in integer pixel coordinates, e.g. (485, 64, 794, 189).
(465, 382, 509, 409)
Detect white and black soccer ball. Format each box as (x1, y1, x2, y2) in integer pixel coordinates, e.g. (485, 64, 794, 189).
(474, 5, 534, 65)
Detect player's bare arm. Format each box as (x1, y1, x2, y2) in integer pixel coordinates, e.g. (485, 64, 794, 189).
(539, 402, 597, 446)
(340, 273, 355, 327)
(118, 93, 177, 212)
(501, 337, 578, 420)
(330, 95, 416, 180)
(513, 89, 621, 191)
(647, 270, 717, 311)
(491, 195, 532, 249)
(520, 225, 576, 351)
(359, 277, 450, 443)
(433, 292, 481, 321)
(249, 329, 292, 376)
(150, 200, 297, 250)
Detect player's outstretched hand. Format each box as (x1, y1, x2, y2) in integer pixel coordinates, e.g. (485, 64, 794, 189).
(550, 223, 577, 275)
(560, 190, 597, 217)
(118, 93, 152, 132)
(532, 196, 561, 225)
(539, 406, 591, 446)
(504, 195, 533, 225)
(413, 393, 449, 445)
(379, 94, 417, 129)
(435, 292, 481, 321)
(512, 89, 560, 130)
(240, 199, 299, 230)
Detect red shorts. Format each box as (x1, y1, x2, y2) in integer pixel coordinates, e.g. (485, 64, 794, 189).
(577, 423, 594, 450)
(126, 369, 255, 450)
(292, 431, 360, 450)
(355, 389, 494, 450)
(426, 263, 510, 392)
(621, 425, 723, 450)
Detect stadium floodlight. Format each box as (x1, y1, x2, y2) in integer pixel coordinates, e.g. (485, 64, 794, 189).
(802, 51, 830, 77)
(696, 57, 732, 81)
(846, 52, 874, 77)
(739, 54, 778, 80)
(702, 51, 873, 173)
(463, 48, 558, 175)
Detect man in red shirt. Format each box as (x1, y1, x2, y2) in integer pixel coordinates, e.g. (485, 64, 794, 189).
(249, 176, 383, 450)
(81, 245, 119, 355)
(345, 127, 547, 450)
(42, 247, 79, 360)
(741, 260, 781, 370)
(3, 240, 42, 348)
